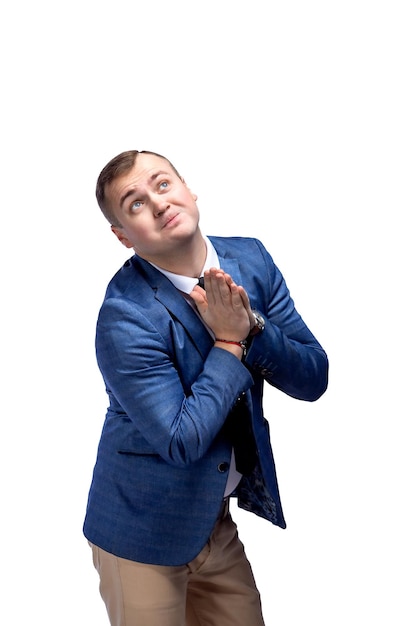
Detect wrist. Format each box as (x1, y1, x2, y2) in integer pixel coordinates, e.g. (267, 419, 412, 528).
(215, 338, 247, 356)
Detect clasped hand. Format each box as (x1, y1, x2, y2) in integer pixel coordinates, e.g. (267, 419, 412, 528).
(189, 268, 252, 341)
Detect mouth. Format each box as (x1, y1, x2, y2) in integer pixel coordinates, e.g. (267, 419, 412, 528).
(162, 212, 180, 229)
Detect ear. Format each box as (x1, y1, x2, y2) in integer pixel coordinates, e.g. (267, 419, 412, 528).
(111, 225, 134, 249)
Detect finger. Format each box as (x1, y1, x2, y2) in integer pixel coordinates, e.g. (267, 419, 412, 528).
(189, 287, 208, 307)
(237, 285, 252, 311)
(214, 273, 235, 306)
(230, 283, 247, 309)
(205, 269, 228, 304)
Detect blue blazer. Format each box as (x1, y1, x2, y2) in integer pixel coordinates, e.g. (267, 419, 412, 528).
(83, 236, 328, 566)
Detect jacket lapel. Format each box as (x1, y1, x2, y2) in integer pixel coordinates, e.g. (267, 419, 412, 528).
(131, 255, 214, 359)
(130, 244, 243, 360)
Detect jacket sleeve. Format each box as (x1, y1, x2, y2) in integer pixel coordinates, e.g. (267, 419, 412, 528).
(95, 296, 254, 466)
(243, 239, 328, 401)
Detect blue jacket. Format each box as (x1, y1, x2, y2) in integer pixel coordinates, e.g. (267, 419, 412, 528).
(83, 236, 328, 565)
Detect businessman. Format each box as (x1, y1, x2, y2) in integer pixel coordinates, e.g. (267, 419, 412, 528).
(83, 149, 329, 625)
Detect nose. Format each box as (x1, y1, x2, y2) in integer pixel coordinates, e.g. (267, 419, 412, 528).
(150, 193, 169, 217)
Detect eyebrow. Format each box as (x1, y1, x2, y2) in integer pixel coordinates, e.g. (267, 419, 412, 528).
(119, 170, 171, 209)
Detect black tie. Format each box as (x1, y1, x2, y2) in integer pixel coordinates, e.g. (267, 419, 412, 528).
(197, 276, 205, 289)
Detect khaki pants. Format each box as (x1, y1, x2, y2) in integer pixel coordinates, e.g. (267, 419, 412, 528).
(89, 507, 265, 626)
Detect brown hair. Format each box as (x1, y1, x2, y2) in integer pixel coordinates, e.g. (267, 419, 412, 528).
(96, 150, 182, 226)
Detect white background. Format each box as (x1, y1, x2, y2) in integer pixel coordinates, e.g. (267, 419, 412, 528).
(1, 1, 416, 624)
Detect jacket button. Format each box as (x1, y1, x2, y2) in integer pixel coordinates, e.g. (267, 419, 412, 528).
(217, 462, 229, 473)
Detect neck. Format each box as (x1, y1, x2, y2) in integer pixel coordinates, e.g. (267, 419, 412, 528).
(135, 230, 207, 278)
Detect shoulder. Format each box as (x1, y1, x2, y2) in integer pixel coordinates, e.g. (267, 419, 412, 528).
(207, 235, 268, 256)
(103, 254, 162, 302)
(208, 236, 275, 273)
(103, 256, 138, 297)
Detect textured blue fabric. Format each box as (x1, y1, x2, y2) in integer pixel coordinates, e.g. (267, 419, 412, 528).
(83, 236, 328, 566)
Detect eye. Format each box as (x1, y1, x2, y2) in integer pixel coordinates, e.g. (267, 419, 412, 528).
(131, 200, 143, 212)
(159, 181, 169, 190)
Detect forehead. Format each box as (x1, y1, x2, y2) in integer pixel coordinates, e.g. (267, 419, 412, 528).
(134, 152, 175, 175)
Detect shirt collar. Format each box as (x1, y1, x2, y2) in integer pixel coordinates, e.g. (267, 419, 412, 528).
(150, 236, 219, 295)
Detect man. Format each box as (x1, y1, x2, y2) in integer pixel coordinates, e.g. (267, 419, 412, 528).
(83, 149, 328, 625)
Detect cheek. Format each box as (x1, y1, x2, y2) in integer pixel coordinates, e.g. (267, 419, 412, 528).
(182, 192, 198, 210)
(127, 220, 156, 244)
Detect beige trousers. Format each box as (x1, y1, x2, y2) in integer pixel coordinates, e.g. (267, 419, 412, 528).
(89, 508, 265, 626)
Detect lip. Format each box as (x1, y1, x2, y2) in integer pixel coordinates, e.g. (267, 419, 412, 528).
(162, 212, 180, 229)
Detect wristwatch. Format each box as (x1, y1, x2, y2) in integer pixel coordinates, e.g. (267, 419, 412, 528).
(249, 310, 265, 336)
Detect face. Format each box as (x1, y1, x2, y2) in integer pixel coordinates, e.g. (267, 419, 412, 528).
(107, 153, 200, 263)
